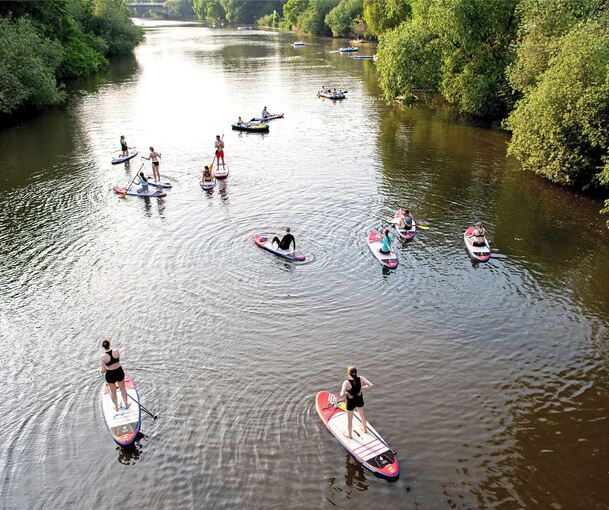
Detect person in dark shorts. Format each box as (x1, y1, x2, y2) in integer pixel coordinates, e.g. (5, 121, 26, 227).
(100, 339, 130, 412)
(340, 364, 373, 439)
(143, 146, 161, 182)
(272, 227, 296, 251)
(120, 136, 129, 156)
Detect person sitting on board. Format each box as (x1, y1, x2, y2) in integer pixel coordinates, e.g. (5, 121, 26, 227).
(271, 227, 295, 251)
(143, 146, 161, 182)
(467, 222, 487, 246)
(396, 208, 414, 230)
(261, 106, 269, 118)
(120, 135, 129, 156)
(237, 116, 245, 125)
(379, 228, 393, 254)
(340, 364, 373, 439)
(215, 135, 225, 167)
(136, 172, 149, 193)
(100, 339, 130, 412)
(203, 165, 214, 182)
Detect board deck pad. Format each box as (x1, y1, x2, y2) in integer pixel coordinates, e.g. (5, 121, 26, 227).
(214, 164, 229, 179)
(101, 374, 141, 447)
(200, 178, 216, 189)
(146, 177, 172, 188)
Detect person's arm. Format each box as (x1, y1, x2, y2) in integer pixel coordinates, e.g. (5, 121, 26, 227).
(100, 356, 107, 374)
(290, 236, 296, 251)
(339, 380, 351, 397)
(360, 376, 373, 390)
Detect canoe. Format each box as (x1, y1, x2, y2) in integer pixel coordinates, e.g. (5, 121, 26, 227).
(251, 113, 284, 122)
(318, 91, 346, 100)
(200, 177, 216, 190)
(214, 164, 229, 179)
(367, 231, 398, 268)
(339, 47, 358, 53)
(352, 55, 374, 60)
(254, 233, 305, 261)
(393, 211, 416, 240)
(146, 177, 172, 189)
(111, 150, 138, 165)
(112, 185, 166, 198)
(232, 123, 269, 133)
(315, 391, 399, 479)
(464, 227, 491, 262)
(100, 374, 141, 447)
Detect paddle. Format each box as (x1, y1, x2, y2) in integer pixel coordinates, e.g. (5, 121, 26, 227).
(120, 162, 144, 199)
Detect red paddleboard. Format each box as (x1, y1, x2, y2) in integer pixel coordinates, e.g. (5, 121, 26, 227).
(100, 374, 141, 447)
(463, 226, 491, 262)
(315, 391, 399, 479)
(367, 232, 398, 268)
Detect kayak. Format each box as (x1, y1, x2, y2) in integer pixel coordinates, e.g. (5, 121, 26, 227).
(111, 150, 138, 165)
(232, 122, 269, 133)
(100, 374, 141, 447)
(254, 233, 305, 261)
(251, 113, 284, 122)
(214, 164, 229, 179)
(146, 177, 172, 189)
(352, 55, 374, 60)
(200, 177, 216, 190)
(112, 185, 166, 198)
(318, 91, 346, 100)
(393, 211, 416, 240)
(339, 47, 358, 53)
(367, 231, 398, 268)
(315, 391, 399, 479)
(464, 227, 491, 262)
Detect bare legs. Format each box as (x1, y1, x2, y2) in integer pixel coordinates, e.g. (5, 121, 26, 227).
(108, 382, 119, 412)
(108, 381, 130, 411)
(344, 408, 367, 439)
(359, 407, 367, 434)
(153, 163, 160, 182)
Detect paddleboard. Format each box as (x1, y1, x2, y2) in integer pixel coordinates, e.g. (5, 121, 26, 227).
(200, 177, 216, 190)
(100, 374, 141, 447)
(254, 233, 305, 261)
(251, 113, 284, 122)
(393, 211, 416, 240)
(146, 177, 173, 189)
(464, 227, 491, 262)
(367, 231, 398, 268)
(214, 164, 229, 179)
(111, 150, 138, 165)
(315, 391, 399, 479)
(113, 185, 166, 198)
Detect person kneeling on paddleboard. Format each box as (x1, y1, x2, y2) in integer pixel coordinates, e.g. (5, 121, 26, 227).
(136, 172, 149, 193)
(396, 208, 413, 230)
(272, 227, 295, 251)
(468, 222, 487, 246)
(100, 339, 130, 412)
(340, 365, 373, 439)
(203, 165, 213, 182)
(379, 229, 393, 254)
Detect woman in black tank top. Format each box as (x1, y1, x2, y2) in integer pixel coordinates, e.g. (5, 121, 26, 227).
(340, 364, 374, 439)
(100, 339, 130, 412)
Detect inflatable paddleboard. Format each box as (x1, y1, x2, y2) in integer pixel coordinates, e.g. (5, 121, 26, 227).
(100, 374, 141, 447)
(113, 185, 166, 198)
(214, 164, 229, 179)
(464, 227, 491, 262)
(111, 150, 138, 165)
(318, 91, 346, 100)
(367, 231, 398, 268)
(254, 233, 305, 261)
(394, 211, 416, 240)
(315, 391, 399, 479)
(200, 177, 216, 190)
(146, 177, 173, 189)
(251, 113, 284, 122)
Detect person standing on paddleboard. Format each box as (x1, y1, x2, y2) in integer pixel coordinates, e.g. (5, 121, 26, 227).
(120, 136, 129, 156)
(100, 339, 130, 412)
(272, 227, 296, 251)
(143, 146, 161, 182)
(214, 135, 225, 167)
(340, 365, 373, 439)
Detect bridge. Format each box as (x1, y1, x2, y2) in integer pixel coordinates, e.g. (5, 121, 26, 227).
(127, 2, 168, 15)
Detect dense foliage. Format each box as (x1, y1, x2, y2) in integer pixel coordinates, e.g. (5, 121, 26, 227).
(0, 0, 143, 116)
(193, 0, 283, 24)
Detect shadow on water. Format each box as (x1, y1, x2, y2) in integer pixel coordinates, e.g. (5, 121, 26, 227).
(116, 431, 147, 465)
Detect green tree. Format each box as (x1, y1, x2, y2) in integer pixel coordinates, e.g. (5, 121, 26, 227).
(363, 0, 410, 38)
(296, 0, 339, 35)
(87, 0, 144, 55)
(325, 0, 363, 37)
(164, 0, 195, 18)
(193, 0, 226, 22)
(282, 0, 308, 28)
(0, 17, 64, 114)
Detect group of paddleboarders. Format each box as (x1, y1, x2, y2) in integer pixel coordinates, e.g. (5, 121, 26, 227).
(201, 135, 226, 183)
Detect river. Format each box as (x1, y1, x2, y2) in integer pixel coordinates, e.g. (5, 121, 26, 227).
(1, 20, 609, 509)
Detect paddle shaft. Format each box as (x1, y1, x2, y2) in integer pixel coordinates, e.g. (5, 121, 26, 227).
(121, 162, 144, 198)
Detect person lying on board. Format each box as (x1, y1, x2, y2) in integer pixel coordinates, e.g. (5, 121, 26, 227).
(136, 172, 149, 193)
(272, 227, 295, 251)
(202, 165, 214, 182)
(100, 339, 130, 412)
(379, 228, 393, 254)
(396, 207, 414, 230)
(340, 365, 373, 439)
(467, 222, 487, 246)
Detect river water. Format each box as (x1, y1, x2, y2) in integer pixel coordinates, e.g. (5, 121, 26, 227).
(1, 21, 609, 509)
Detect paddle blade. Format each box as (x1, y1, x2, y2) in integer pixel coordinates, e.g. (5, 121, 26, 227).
(416, 224, 430, 230)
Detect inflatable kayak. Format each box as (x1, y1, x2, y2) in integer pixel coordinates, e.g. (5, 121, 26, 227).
(339, 47, 358, 53)
(254, 233, 305, 261)
(367, 231, 398, 268)
(112, 185, 166, 198)
(251, 113, 284, 122)
(315, 391, 399, 479)
(111, 150, 138, 165)
(232, 122, 269, 133)
(146, 177, 172, 189)
(394, 211, 416, 240)
(100, 374, 141, 447)
(214, 164, 229, 179)
(318, 91, 346, 100)
(464, 227, 491, 262)
(200, 177, 216, 190)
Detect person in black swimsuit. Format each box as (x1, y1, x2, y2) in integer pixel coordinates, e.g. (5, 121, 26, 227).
(340, 365, 374, 439)
(272, 227, 296, 251)
(100, 339, 130, 412)
(120, 136, 129, 156)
